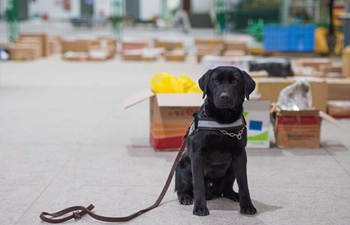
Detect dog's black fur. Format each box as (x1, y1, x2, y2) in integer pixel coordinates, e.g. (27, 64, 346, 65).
(175, 66, 257, 216)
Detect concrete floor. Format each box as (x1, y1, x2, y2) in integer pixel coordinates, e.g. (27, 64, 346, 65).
(1, 52, 350, 225)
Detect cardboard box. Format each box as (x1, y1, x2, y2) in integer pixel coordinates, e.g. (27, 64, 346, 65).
(319, 65, 342, 77)
(326, 78, 350, 100)
(164, 50, 186, 61)
(197, 48, 224, 63)
(61, 40, 91, 54)
(142, 55, 157, 61)
(47, 36, 62, 55)
(121, 41, 148, 50)
(195, 38, 225, 46)
(124, 90, 270, 150)
(19, 33, 49, 57)
(244, 100, 271, 149)
(196, 44, 225, 62)
(224, 40, 249, 53)
(342, 46, 350, 77)
(275, 110, 322, 148)
(123, 90, 202, 151)
(88, 49, 112, 61)
(62, 52, 89, 61)
(122, 50, 142, 61)
(256, 78, 328, 112)
(95, 37, 117, 56)
(294, 58, 332, 71)
(223, 50, 247, 57)
(14, 38, 42, 57)
(327, 101, 350, 118)
(201, 55, 255, 72)
(156, 40, 183, 51)
(249, 71, 269, 78)
(9, 44, 40, 60)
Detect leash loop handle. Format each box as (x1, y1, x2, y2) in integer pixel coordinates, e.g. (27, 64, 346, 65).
(39, 138, 187, 223)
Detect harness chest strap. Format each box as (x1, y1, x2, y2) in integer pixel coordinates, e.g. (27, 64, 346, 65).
(188, 116, 246, 137)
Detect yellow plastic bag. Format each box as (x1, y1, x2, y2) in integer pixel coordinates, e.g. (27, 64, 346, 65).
(150, 73, 202, 93)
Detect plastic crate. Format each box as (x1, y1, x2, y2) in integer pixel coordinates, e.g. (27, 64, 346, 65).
(264, 25, 315, 52)
(263, 25, 289, 51)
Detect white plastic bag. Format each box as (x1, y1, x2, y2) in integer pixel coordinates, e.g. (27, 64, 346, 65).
(277, 81, 312, 111)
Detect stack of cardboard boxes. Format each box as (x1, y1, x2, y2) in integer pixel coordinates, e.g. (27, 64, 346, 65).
(254, 54, 350, 148)
(121, 39, 186, 62)
(195, 38, 250, 63)
(156, 40, 186, 62)
(121, 39, 151, 61)
(295, 58, 343, 78)
(6, 33, 61, 60)
(61, 37, 116, 61)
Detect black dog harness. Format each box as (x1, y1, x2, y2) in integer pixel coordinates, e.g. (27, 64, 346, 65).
(188, 115, 246, 139)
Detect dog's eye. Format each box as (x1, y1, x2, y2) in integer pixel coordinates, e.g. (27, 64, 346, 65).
(230, 80, 238, 85)
(213, 79, 220, 84)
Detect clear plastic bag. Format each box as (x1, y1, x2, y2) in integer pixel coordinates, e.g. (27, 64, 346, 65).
(277, 81, 312, 111)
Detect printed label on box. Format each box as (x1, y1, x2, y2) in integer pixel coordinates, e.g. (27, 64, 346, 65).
(249, 120, 263, 131)
(243, 100, 271, 149)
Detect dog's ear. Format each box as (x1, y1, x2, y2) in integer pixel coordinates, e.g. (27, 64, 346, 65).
(242, 71, 256, 100)
(198, 69, 213, 99)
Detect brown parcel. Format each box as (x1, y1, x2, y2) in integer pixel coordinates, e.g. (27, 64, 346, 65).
(9, 44, 41, 60)
(327, 101, 350, 118)
(325, 78, 350, 100)
(14, 38, 42, 57)
(275, 110, 322, 148)
(342, 46, 350, 77)
(19, 33, 49, 57)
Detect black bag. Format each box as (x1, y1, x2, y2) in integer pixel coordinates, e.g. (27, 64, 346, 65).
(249, 58, 294, 77)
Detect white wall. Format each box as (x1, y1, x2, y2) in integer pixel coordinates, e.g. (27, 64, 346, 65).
(192, 0, 211, 13)
(140, 0, 161, 20)
(29, 0, 80, 19)
(94, 0, 111, 17)
(0, 0, 8, 15)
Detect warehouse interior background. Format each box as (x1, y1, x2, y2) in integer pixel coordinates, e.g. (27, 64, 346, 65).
(1, 0, 350, 225)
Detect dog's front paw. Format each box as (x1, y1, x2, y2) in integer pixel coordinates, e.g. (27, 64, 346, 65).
(178, 194, 193, 205)
(193, 205, 209, 216)
(240, 204, 257, 215)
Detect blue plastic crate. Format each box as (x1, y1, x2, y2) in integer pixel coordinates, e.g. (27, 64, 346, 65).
(263, 25, 315, 52)
(263, 25, 289, 51)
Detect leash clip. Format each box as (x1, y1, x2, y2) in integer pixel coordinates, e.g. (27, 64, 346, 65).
(73, 211, 82, 220)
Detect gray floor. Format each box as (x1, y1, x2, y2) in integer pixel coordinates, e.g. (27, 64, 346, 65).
(1, 53, 350, 225)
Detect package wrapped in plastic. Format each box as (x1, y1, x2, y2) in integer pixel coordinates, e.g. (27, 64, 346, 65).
(277, 81, 312, 111)
(150, 72, 202, 93)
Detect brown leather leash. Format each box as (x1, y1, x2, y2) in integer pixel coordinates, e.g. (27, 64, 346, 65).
(40, 138, 187, 223)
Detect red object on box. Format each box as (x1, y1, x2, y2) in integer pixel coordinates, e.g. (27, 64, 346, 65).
(150, 135, 185, 151)
(277, 116, 322, 125)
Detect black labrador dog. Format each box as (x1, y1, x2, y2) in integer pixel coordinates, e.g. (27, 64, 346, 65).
(175, 66, 257, 216)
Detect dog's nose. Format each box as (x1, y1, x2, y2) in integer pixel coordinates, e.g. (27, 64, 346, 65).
(220, 93, 230, 100)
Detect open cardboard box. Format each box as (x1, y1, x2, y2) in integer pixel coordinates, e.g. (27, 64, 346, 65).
(271, 103, 339, 148)
(123, 90, 271, 150)
(274, 109, 322, 148)
(256, 77, 328, 112)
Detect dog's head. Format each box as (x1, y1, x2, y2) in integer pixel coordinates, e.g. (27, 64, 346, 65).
(198, 66, 255, 109)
